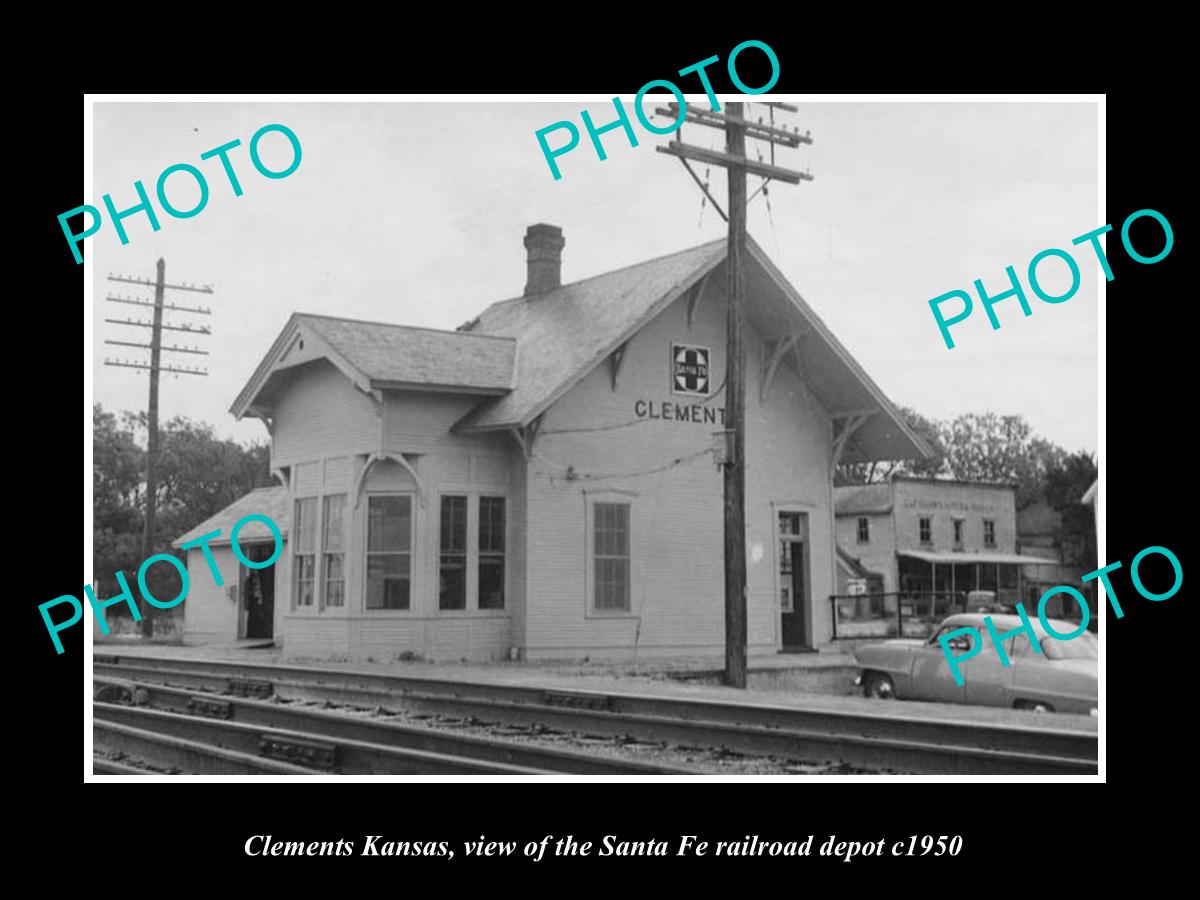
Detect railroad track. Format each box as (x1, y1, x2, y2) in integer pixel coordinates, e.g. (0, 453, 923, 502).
(93, 653, 1098, 775)
(94, 678, 686, 775)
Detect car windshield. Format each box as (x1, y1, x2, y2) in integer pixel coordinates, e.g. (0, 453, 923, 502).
(1041, 631, 1098, 660)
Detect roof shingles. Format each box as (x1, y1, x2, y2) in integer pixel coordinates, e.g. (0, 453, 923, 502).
(300, 314, 516, 391)
(459, 240, 725, 430)
(173, 486, 290, 549)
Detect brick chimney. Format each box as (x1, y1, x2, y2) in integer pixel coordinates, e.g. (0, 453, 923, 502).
(523, 223, 565, 297)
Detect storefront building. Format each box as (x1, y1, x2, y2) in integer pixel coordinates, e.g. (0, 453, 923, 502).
(835, 476, 1056, 609)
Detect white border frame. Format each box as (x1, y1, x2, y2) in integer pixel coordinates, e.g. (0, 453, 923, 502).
(83, 92, 1105, 785)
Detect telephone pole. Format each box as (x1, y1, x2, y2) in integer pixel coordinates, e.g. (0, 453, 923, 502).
(657, 100, 812, 687)
(105, 260, 212, 637)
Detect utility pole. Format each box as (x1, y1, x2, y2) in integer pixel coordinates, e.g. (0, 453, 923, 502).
(657, 100, 812, 688)
(105, 260, 212, 637)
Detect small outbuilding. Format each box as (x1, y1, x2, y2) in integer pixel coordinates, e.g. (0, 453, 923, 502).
(173, 486, 290, 644)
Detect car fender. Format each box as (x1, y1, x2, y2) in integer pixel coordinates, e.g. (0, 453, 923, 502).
(854, 640, 921, 696)
(1012, 659, 1098, 714)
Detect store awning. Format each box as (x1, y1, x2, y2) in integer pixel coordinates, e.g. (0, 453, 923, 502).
(898, 550, 1059, 566)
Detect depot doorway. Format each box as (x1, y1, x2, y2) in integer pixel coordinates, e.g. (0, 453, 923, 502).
(240, 543, 275, 640)
(778, 510, 811, 651)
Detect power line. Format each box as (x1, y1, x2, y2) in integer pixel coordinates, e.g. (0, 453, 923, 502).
(655, 99, 813, 689)
(103, 259, 214, 637)
(539, 378, 727, 437)
(532, 447, 713, 483)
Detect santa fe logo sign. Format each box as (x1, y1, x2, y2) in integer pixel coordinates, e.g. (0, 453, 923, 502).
(672, 344, 710, 397)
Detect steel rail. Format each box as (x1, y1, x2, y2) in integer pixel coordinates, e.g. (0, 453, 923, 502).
(94, 654, 1098, 775)
(95, 703, 553, 775)
(95, 677, 690, 775)
(93, 756, 154, 775)
(94, 717, 316, 775)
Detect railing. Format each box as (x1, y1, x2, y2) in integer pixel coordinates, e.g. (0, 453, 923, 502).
(829, 591, 970, 641)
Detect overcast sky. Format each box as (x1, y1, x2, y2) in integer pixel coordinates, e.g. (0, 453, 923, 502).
(88, 99, 1099, 454)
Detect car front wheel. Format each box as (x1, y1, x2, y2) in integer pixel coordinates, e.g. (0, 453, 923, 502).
(863, 672, 895, 700)
(1014, 700, 1054, 713)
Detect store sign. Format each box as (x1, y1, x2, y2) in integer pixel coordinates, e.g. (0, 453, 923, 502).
(903, 499, 997, 513)
(672, 343, 710, 396)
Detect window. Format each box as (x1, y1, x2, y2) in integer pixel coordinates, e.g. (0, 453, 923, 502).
(1009, 633, 1033, 659)
(953, 517, 964, 547)
(321, 494, 345, 608)
(930, 623, 973, 653)
(439, 495, 467, 610)
(1042, 631, 1097, 660)
(479, 496, 506, 610)
(919, 516, 932, 544)
(293, 497, 317, 607)
(594, 502, 631, 611)
(857, 516, 870, 544)
(366, 495, 412, 610)
(984, 519, 996, 548)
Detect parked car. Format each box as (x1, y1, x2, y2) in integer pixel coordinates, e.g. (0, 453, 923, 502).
(853, 612, 1097, 715)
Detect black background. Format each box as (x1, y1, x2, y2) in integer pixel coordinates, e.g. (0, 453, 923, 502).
(22, 25, 1187, 885)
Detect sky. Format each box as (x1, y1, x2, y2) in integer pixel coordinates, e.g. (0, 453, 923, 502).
(88, 99, 1099, 454)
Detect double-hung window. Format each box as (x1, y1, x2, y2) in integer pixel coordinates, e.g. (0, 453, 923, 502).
(293, 497, 317, 608)
(593, 502, 631, 612)
(321, 494, 346, 608)
(918, 516, 932, 544)
(366, 495, 413, 610)
(438, 494, 506, 612)
(439, 495, 468, 610)
(478, 496, 506, 610)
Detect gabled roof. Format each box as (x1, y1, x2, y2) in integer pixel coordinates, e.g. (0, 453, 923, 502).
(304, 314, 516, 391)
(456, 236, 929, 464)
(172, 486, 290, 548)
(835, 483, 894, 515)
(456, 240, 725, 432)
(231, 313, 516, 419)
(837, 546, 883, 579)
(231, 232, 930, 465)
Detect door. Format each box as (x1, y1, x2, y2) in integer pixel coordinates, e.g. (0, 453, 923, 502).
(242, 544, 275, 640)
(965, 631, 1026, 707)
(910, 624, 967, 703)
(779, 511, 809, 650)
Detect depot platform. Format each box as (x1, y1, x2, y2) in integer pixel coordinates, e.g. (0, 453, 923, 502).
(91, 639, 1098, 733)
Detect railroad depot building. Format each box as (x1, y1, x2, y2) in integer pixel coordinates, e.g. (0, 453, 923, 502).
(179, 224, 929, 661)
(833, 476, 1057, 607)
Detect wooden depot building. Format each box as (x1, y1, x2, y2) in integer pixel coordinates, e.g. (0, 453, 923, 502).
(179, 224, 929, 661)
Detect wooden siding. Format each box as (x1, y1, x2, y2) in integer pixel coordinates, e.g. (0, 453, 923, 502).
(835, 512, 898, 593)
(182, 544, 241, 644)
(522, 283, 835, 658)
(272, 384, 522, 661)
(273, 360, 380, 466)
(891, 480, 1018, 554)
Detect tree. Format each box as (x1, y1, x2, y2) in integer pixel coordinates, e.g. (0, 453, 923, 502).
(92, 405, 273, 632)
(93, 405, 145, 603)
(1043, 450, 1098, 570)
